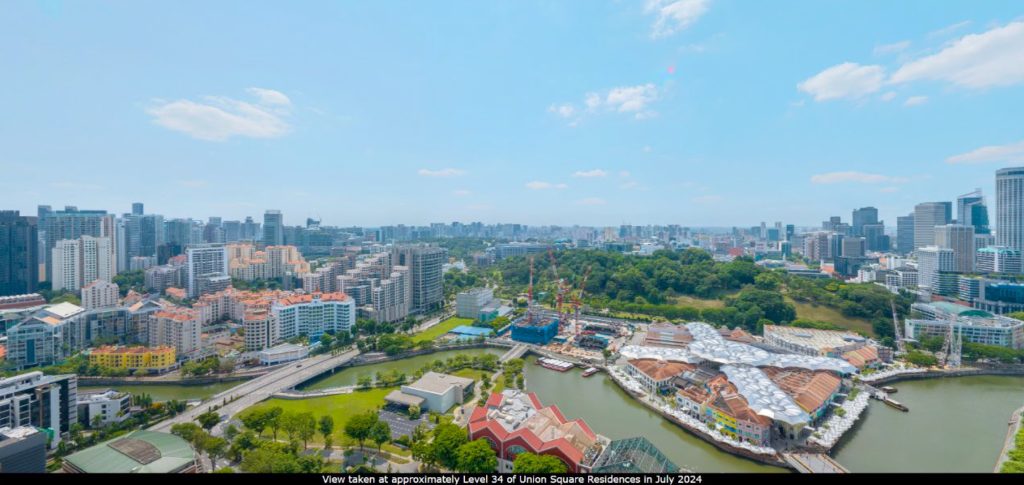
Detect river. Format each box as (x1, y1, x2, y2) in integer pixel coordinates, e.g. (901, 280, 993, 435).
(833, 375, 1024, 472)
(298, 347, 506, 390)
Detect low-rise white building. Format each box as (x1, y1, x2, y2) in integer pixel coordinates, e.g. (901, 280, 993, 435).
(387, 372, 474, 412)
(257, 342, 309, 365)
(76, 390, 131, 428)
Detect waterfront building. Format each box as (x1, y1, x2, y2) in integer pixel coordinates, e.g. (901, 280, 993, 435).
(51, 236, 114, 292)
(0, 211, 39, 297)
(625, 359, 694, 393)
(469, 389, 606, 473)
(62, 430, 199, 473)
(511, 317, 559, 345)
(146, 307, 202, 360)
(914, 202, 952, 250)
(0, 372, 78, 448)
(763, 325, 868, 359)
(244, 308, 275, 352)
(256, 342, 308, 366)
(185, 244, 228, 298)
(385, 371, 474, 412)
(81, 280, 119, 310)
(907, 302, 1024, 349)
(88, 345, 176, 373)
(762, 367, 842, 423)
(996, 167, 1024, 252)
(674, 374, 771, 446)
(76, 389, 131, 428)
(976, 246, 1022, 274)
(271, 292, 355, 341)
(0, 426, 47, 473)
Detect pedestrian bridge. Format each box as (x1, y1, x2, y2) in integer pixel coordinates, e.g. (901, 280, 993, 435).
(782, 453, 849, 473)
(500, 344, 529, 362)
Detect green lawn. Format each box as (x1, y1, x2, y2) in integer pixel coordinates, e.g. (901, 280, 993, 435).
(411, 317, 474, 344)
(673, 295, 725, 310)
(786, 297, 876, 337)
(239, 387, 393, 445)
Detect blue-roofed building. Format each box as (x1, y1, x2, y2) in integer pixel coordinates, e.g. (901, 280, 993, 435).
(448, 325, 494, 341)
(511, 317, 559, 345)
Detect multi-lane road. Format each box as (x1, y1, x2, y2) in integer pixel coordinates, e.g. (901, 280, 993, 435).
(149, 348, 360, 436)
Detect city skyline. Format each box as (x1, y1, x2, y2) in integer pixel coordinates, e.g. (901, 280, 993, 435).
(3, 1, 1024, 226)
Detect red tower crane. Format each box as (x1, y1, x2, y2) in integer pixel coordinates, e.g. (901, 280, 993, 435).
(526, 256, 535, 323)
(547, 248, 567, 332)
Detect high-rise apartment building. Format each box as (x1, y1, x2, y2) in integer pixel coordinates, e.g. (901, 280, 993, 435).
(0, 211, 39, 297)
(51, 236, 115, 292)
(977, 246, 1022, 274)
(125, 213, 164, 262)
(263, 210, 284, 247)
(42, 207, 115, 282)
(935, 224, 976, 273)
(391, 245, 447, 313)
(185, 244, 229, 298)
(996, 167, 1024, 252)
(914, 202, 952, 250)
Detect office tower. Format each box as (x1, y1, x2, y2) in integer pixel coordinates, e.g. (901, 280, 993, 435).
(997, 167, 1024, 252)
(263, 210, 284, 247)
(957, 189, 990, 235)
(914, 202, 952, 250)
(897, 214, 915, 255)
(203, 217, 225, 243)
(0, 372, 78, 449)
(51, 236, 115, 292)
(81, 280, 119, 310)
(223, 220, 241, 242)
(125, 213, 164, 262)
(918, 246, 957, 295)
(242, 216, 261, 241)
(0, 211, 39, 297)
(42, 208, 115, 283)
(841, 237, 865, 258)
(785, 224, 795, 242)
(861, 223, 887, 252)
(935, 224, 976, 273)
(391, 245, 447, 313)
(185, 244, 229, 297)
(131, 202, 144, 216)
(851, 207, 878, 236)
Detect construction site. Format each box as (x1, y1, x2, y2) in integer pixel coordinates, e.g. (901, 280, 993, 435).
(507, 250, 630, 362)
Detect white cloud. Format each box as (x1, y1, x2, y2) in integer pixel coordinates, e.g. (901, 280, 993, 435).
(547, 104, 576, 118)
(797, 62, 885, 101)
(525, 181, 568, 190)
(246, 87, 291, 107)
(551, 84, 660, 124)
(645, 0, 710, 39)
(947, 140, 1024, 164)
(874, 40, 911, 55)
(572, 169, 608, 178)
(810, 171, 908, 184)
(903, 95, 928, 107)
(880, 91, 897, 102)
(576, 197, 607, 206)
(452, 189, 472, 196)
(147, 88, 292, 141)
(928, 20, 972, 39)
(890, 21, 1024, 88)
(417, 168, 466, 177)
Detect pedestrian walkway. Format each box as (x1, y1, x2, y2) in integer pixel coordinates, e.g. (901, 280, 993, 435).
(782, 453, 849, 473)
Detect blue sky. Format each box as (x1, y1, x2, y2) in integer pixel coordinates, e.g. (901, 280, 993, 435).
(2, 1, 1023, 228)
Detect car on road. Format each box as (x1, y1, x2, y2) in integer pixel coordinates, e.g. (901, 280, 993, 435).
(295, 363, 303, 368)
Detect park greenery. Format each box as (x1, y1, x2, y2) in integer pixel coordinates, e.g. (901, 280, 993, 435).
(1001, 423, 1024, 473)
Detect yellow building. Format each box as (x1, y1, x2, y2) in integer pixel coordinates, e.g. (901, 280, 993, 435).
(89, 346, 176, 372)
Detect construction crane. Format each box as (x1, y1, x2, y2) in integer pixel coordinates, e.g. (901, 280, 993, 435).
(526, 256, 535, 323)
(547, 249, 568, 332)
(572, 265, 593, 339)
(940, 315, 963, 368)
(890, 299, 907, 355)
